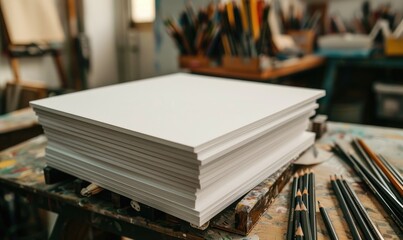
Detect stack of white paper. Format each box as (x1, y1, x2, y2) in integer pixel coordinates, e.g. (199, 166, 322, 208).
(31, 73, 324, 226)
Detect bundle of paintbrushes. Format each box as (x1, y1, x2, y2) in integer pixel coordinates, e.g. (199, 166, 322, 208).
(219, 0, 278, 58)
(164, 2, 219, 57)
(329, 175, 384, 240)
(286, 169, 316, 240)
(274, 0, 321, 33)
(164, 0, 280, 59)
(332, 138, 403, 232)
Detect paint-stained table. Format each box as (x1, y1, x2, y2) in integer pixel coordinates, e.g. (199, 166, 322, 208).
(0, 122, 402, 239)
(0, 107, 41, 150)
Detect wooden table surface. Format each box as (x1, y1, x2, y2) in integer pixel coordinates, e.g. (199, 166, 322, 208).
(189, 55, 325, 81)
(0, 122, 402, 239)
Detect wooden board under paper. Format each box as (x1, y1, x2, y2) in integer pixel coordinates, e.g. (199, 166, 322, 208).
(31, 73, 324, 153)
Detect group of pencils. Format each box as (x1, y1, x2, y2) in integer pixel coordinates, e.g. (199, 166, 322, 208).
(219, 0, 278, 58)
(332, 138, 403, 236)
(275, 1, 321, 33)
(164, 0, 327, 60)
(286, 136, 403, 239)
(286, 169, 316, 240)
(164, 0, 280, 59)
(164, 3, 218, 57)
(330, 175, 384, 240)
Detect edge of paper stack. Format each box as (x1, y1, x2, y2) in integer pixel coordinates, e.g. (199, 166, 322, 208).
(31, 73, 325, 226)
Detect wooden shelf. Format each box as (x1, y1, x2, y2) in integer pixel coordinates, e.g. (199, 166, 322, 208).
(189, 55, 326, 81)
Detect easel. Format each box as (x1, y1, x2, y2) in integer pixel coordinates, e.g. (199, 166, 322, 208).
(0, 0, 68, 113)
(7, 44, 68, 88)
(3, 45, 69, 112)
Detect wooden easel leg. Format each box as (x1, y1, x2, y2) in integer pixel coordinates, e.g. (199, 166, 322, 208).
(52, 52, 69, 89)
(9, 58, 21, 83)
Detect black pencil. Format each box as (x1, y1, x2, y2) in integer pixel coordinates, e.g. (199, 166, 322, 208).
(378, 154, 403, 186)
(298, 170, 304, 193)
(300, 201, 313, 240)
(336, 175, 375, 240)
(309, 169, 317, 240)
(295, 223, 304, 240)
(294, 201, 302, 236)
(352, 139, 389, 188)
(303, 169, 309, 194)
(303, 170, 310, 218)
(318, 201, 339, 240)
(302, 187, 309, 210)
(296, 188, 302, 203)
(330, 175, 362, 240)
(342, 179, 384, 240)
(286, 173, 299, 240)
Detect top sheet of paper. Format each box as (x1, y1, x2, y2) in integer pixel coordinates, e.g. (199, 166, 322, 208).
(31, 73, 324, 151)
(1, 0, 64, 44)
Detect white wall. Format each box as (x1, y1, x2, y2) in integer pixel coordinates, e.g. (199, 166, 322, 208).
(155, 0, 208, 75)
(128, 0, 208, 80)
(84, 0, 118, 88)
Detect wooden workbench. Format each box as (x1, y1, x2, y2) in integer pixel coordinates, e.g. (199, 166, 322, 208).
(189, 55, 325, 81)
(0, 122, 402, 239)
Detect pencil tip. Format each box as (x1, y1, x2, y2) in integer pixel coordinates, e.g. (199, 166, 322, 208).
(296, 189, 302, 196)
(330, 175, 334, 181)
(334, 174, 338, 180)
(295, 202, 301, 211)
(300, 201, 307, 211)
(294, 173, 299, 178)
(295, 224, 304, 236)
(303, 187, 308, 194)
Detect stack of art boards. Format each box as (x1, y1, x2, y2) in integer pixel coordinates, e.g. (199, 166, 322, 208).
(31, 73, 324, 226)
